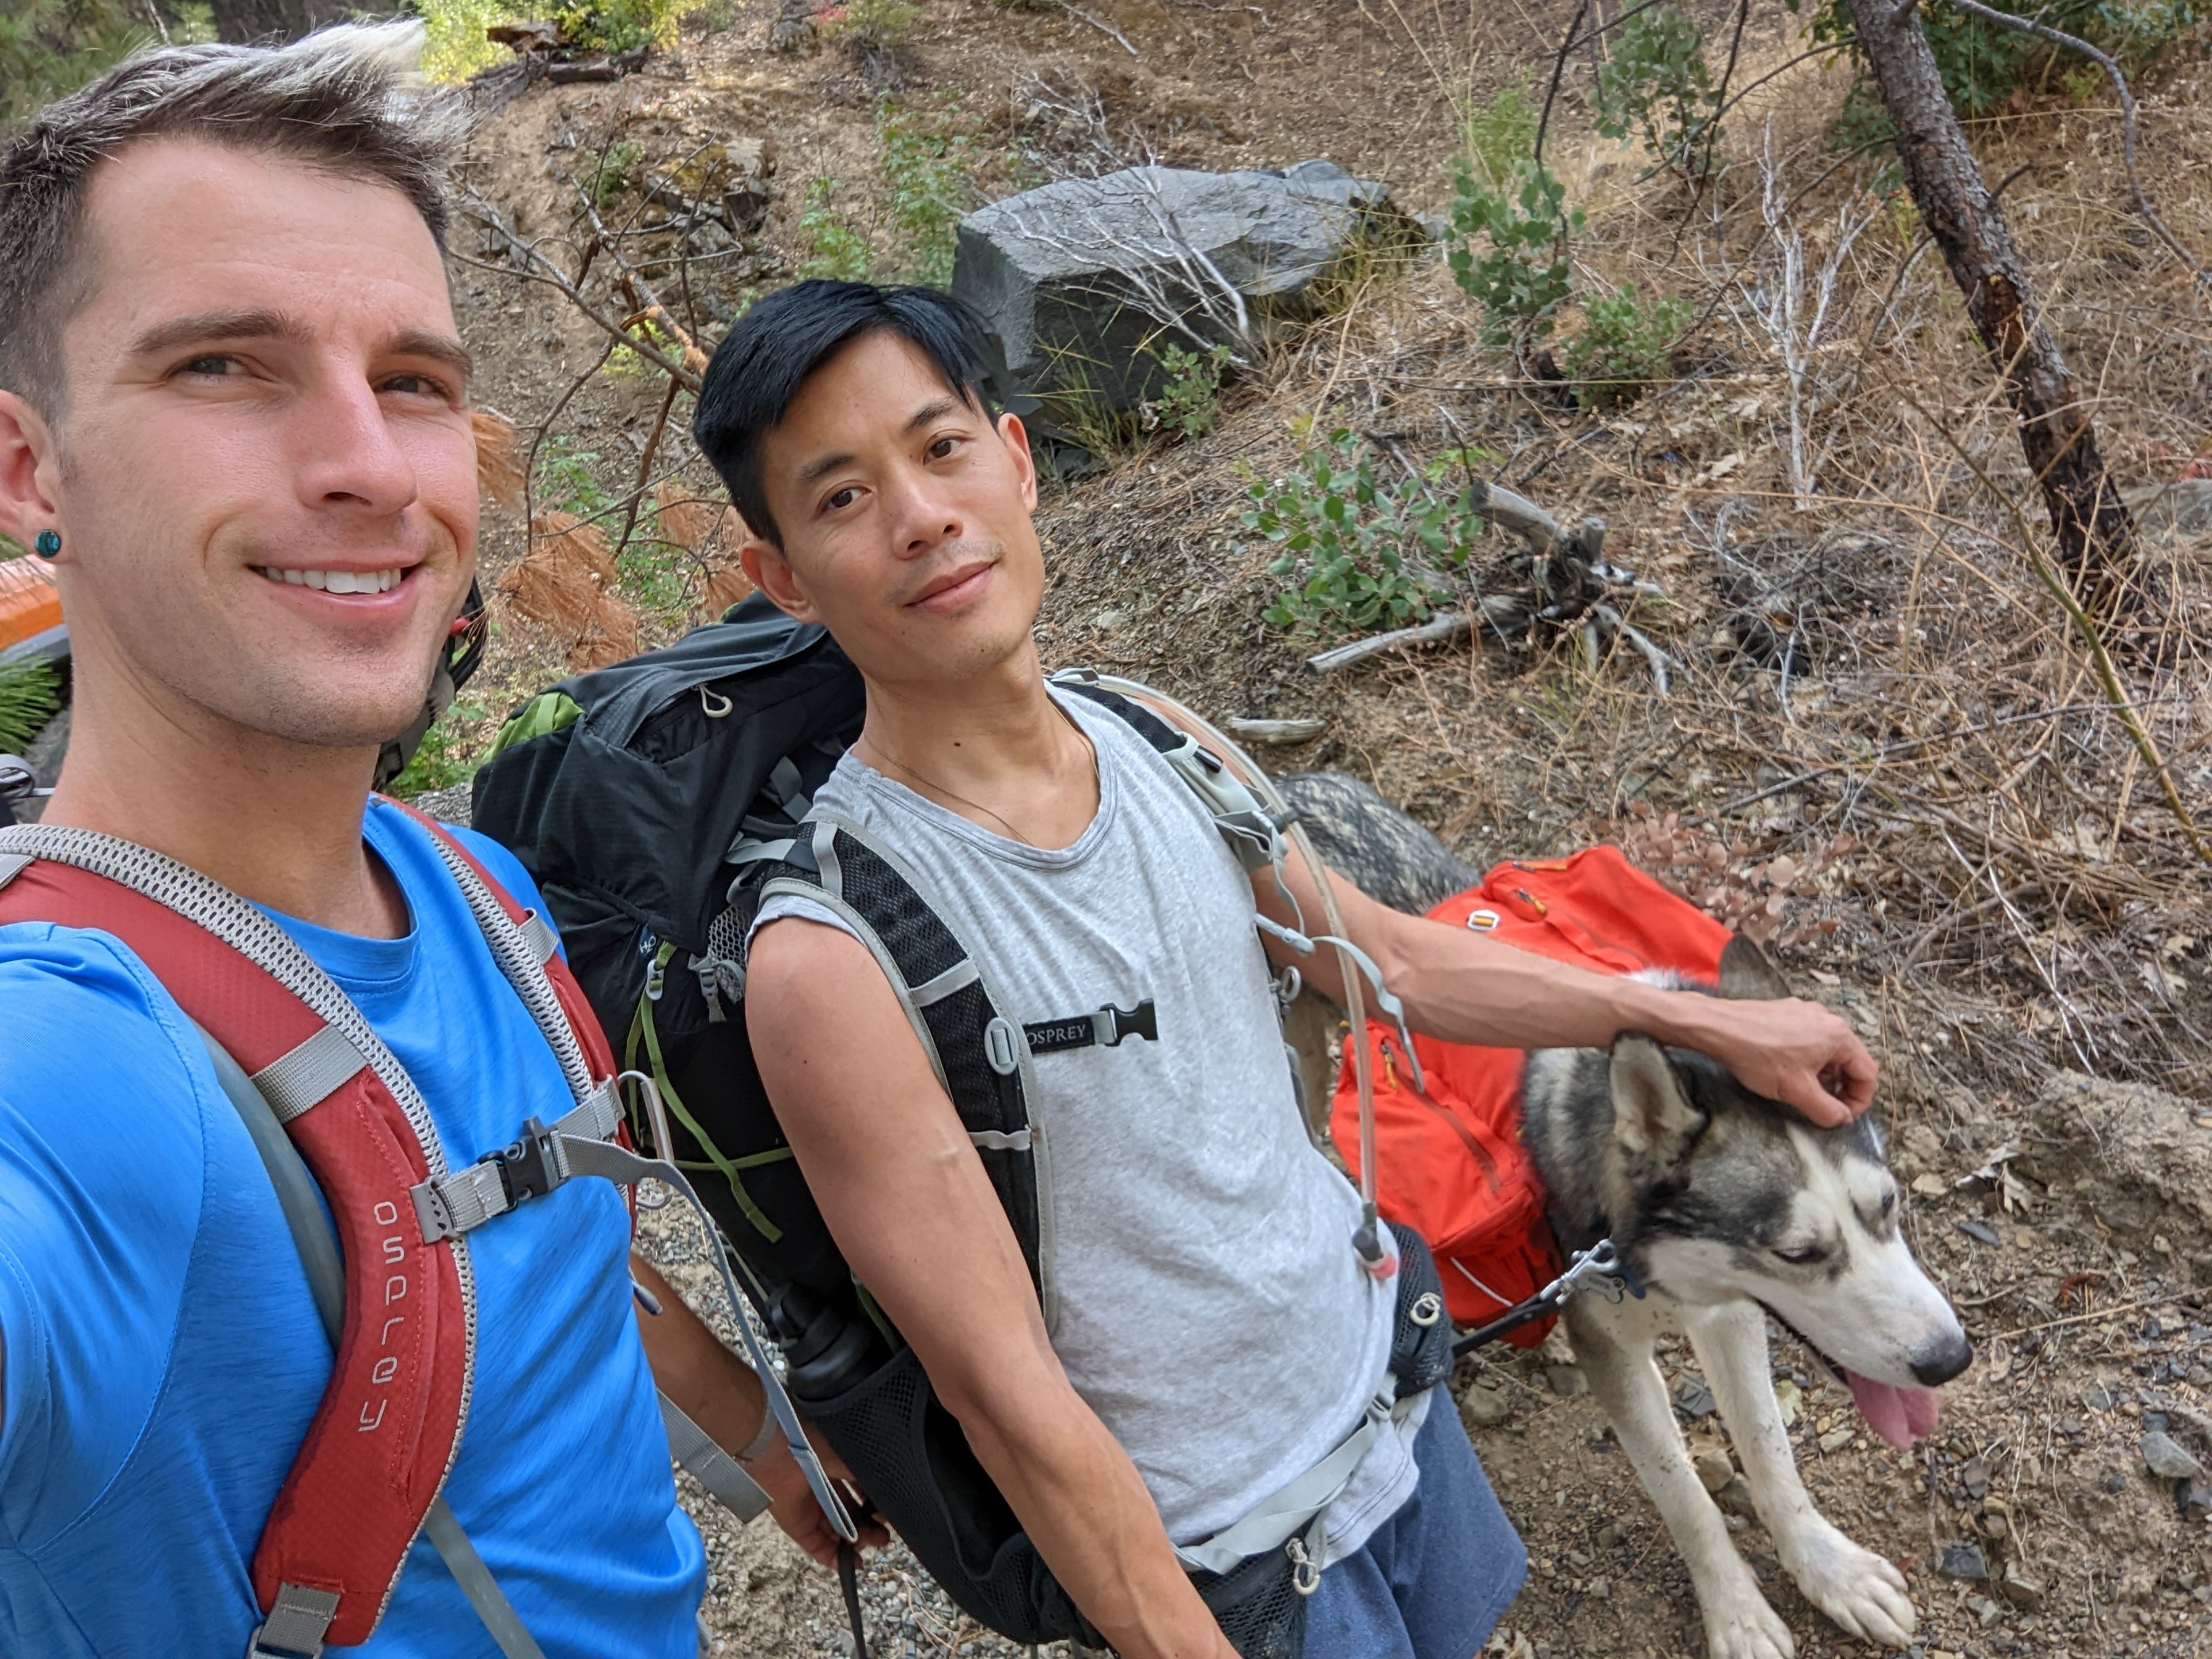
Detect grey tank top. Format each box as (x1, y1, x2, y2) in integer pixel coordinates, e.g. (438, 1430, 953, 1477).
(751, 687, 1426, 1559)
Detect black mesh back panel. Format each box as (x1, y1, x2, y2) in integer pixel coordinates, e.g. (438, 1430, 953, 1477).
(1191, 1548, 1307, 1659)
(802, 1347, 1103, 1648)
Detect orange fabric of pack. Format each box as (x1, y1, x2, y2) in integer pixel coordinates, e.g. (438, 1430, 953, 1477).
(0, 558, 65, 657)
(1329, 845, 1732, 1345)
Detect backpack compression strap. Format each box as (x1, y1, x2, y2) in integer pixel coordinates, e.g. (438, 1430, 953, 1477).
(0, 827, 474, 1653)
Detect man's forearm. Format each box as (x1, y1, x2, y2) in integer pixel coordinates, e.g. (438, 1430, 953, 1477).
(631, 1255, 768, 1455)
(945, 1372, 1237, 1659)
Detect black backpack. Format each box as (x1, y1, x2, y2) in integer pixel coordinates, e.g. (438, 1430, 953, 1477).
(469, 596, 1452, 1657)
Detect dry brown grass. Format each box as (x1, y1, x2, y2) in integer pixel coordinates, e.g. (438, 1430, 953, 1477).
(501, 511, 640, 670)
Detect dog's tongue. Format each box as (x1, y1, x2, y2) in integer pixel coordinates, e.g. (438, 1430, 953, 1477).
(1846, 1370, 1941, 1447)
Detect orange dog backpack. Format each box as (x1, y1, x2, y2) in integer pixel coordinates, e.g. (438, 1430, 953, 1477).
(1329, 846, 1732, 1346)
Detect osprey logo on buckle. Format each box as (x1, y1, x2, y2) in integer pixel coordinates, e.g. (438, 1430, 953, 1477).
(1022, 999, 1159, 1056)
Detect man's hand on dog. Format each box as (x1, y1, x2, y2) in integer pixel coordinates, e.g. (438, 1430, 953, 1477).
(1675, 996, 1878, 1126)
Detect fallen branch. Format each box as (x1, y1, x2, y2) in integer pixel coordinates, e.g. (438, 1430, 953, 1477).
(1307, 611, 1474, 672)
(615, 375, 685, 558)
(1062, 1, 1138, 54)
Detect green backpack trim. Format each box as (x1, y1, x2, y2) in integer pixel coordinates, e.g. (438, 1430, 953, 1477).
(484, 691, 585, 764)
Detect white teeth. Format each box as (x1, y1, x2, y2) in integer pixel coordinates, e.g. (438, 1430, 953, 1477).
(256, 566, 403, 593)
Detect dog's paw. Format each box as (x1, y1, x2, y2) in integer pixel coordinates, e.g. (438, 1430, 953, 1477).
(1781, 1526, 1916, 1648)
(1699, 1577, 1796, 1659)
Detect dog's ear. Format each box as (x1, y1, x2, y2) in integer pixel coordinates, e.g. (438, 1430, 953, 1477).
(1609, 1033, 1706, 1161)
(1717, 933, 1791, 1002)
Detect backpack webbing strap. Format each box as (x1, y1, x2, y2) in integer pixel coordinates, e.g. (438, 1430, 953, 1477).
(756, 812, 1051, 1305)
(196, 1025, 547, 1659)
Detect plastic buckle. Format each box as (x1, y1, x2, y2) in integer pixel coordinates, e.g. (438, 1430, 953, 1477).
(1093, 999, 1158, 1047)
(490, 1116, 566, 1206)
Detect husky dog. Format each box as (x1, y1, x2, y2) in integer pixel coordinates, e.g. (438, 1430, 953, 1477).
(1277, 773, 1973, 1658)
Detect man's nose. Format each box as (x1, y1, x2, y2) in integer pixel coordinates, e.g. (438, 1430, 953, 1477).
(882, 463, 961, 556)
(291, 373, 419, 516)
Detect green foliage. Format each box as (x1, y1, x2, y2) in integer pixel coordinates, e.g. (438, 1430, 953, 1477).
(877, 97, 976, 286)
(797, 178, 873, 281)
(1148, 342, 1231, 441)
(1245, 429, 1493, 639)
(1796, 0, 2204, 117)
(605, 317, 681, 377)
(387, 701, 486, 798)
(1562, 286, 1691, 409)
(617, 517, 693, 619)
(589, 139, 645, 206)
(1446, 157, 1582, 343)
(0, 658, 62, 754)
(1592, 5, 1722, 179)
(1456, 76, 1541, 191)
(820, 0, 918, 53)
(0, 0, 214, 122)
(535, 437, 615, 520)
(408, 0, 525, 82)
(554, 0, 676, 56)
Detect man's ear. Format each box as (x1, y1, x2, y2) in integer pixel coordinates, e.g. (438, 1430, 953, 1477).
(997, 410, 1037, 513)
(740, 532, 818, 624)
(1609, 1033, 1706, 1161)
(1717, 933, 1791, 1002)
(0, 389, 61, 552)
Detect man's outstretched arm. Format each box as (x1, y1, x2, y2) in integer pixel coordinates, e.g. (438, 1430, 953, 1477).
(746, 916, 1238, 1659)
(1253, 850, 1877, 1125)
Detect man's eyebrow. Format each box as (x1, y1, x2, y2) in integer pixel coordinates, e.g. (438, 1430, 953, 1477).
(796, 450, 858, 490)
(127, 308, 311, 359)
(902, 395, 968, 435)
(388, 329, 476, 385)
(125, 313, 475, 384)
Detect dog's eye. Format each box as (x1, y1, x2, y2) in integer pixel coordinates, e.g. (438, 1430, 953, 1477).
(1880, 1191, 1896, 1218)
(1774, 1244, 1830, 1266)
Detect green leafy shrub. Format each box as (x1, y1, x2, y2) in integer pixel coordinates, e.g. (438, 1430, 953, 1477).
(1796, 0, 2205, 117)
(798, 179, 873, 281)
(387, 702, 486, 798)
(877, 98, 976, 286)
(819, 0, 918, 53)
(535, 437, 615, 521)
(1446, 157, 1582, 343)
(1148, 342, 1232, 441)
(1456, 76, 1541, 191)
(588, 139, 645, 206)
(1592, 5, 1722, 180)
(1562, 286, 1691, 409)
(1246, 429, 1491, 639)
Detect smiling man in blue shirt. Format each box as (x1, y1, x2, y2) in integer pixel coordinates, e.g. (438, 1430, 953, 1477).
(0, 25, 854, 1657)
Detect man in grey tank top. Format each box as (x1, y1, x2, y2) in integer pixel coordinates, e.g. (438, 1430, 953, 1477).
(694, 282, 1878, 1659)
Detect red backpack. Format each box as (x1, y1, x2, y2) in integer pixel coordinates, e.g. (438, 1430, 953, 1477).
(1329, 846, 1731, 1346)
(0, 806, 842, 1658)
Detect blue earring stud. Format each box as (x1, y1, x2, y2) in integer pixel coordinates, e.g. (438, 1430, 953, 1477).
(32, 531, 60, 559)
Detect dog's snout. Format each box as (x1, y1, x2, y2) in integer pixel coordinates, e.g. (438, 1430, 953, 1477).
(1911, 1330, 1974, 1387)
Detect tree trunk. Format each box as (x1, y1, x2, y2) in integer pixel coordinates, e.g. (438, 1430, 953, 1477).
(1843, 0, 2140, 613)
(208, 0, 350, 44)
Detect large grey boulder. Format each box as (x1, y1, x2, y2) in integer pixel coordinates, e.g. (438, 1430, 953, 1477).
(953, 160, 1414, 413)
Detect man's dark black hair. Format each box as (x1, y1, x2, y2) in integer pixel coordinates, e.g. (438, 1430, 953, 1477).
(692, 280, 999, 548)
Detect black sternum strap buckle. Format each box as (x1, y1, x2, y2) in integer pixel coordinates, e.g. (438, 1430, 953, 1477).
(1022, 998, 1159, 1056)
(491, 1115, 567, 1206)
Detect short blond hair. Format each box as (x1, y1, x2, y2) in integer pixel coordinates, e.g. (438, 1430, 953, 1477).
(0, 21, 465, 412)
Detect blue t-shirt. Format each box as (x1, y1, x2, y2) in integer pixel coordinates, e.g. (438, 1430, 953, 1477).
(0, 802, 707, 1657)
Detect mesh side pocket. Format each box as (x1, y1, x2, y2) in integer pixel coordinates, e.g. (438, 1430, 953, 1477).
(1192, 1545, 1308, 1659)
(802, 1347, 1100, 1648)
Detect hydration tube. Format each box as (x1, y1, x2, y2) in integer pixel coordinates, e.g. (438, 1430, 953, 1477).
(1084, 677, 1394, 1281)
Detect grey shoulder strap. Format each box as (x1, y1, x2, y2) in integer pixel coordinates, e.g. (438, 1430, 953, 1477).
(195, 1025, 549, 1659)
